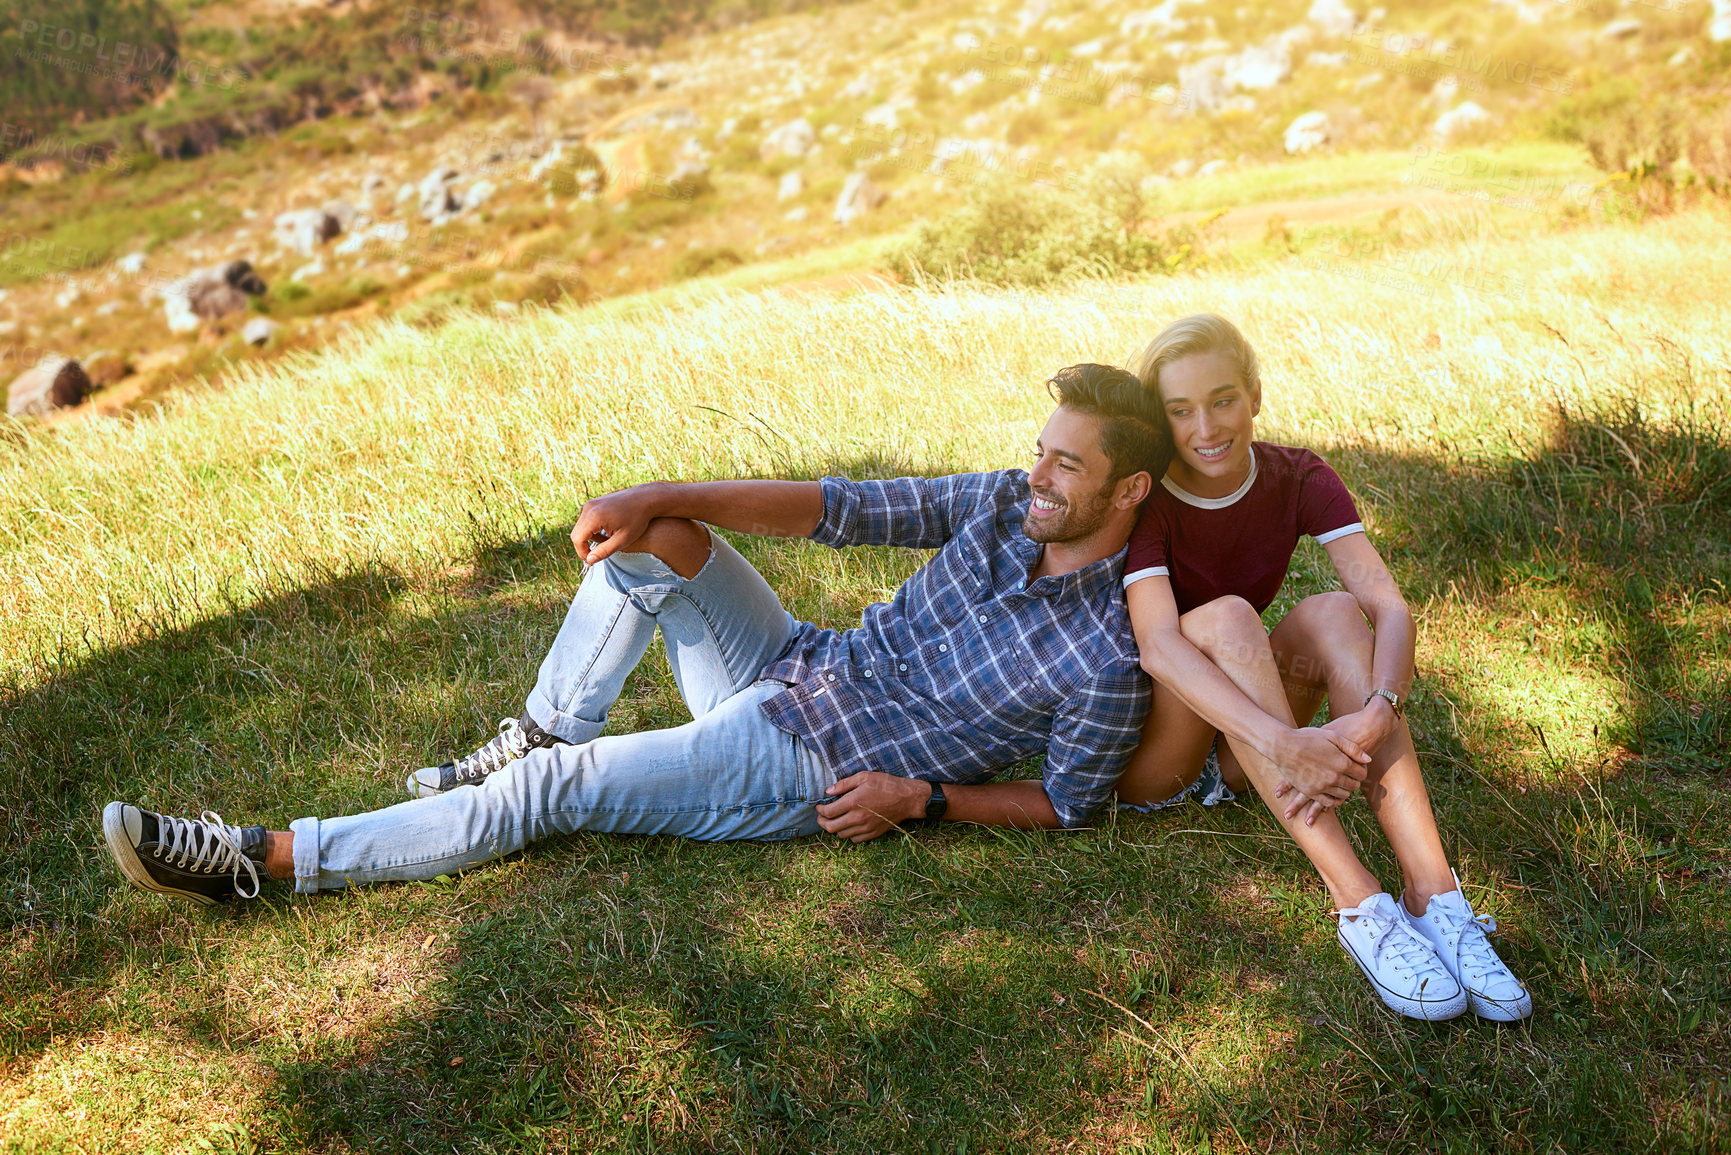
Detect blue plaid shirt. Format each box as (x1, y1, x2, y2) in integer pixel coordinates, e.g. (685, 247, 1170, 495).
(758, 470, 1150, 828)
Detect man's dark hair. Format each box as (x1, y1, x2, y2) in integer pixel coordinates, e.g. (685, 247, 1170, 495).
(1047, 363, 1174, 484)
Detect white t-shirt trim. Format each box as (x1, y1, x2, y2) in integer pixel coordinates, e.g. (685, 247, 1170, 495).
(1160, 449, 1260, 510)
(1314, 522, 1366, 545)
(1122, 565, 1169, 588)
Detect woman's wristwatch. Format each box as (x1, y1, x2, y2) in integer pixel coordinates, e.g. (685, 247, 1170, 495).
(1364, 688, 1404, 718)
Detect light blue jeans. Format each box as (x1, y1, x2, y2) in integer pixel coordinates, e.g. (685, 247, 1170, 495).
(288, 531, 836, 894)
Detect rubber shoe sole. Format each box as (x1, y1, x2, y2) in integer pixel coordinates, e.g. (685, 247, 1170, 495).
(1338, 925, 1469, 1021)
(1466, 987, 1534, 1023)
(102, 801, 223, 906)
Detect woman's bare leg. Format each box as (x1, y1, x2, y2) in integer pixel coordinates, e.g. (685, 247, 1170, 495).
(1172, 597, 1384, 908)
(1113, 676, 1219, 806)
(1270, 592, 1456, 914)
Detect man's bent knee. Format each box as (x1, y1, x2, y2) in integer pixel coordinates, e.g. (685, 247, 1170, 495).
(629, 517, 712, 579)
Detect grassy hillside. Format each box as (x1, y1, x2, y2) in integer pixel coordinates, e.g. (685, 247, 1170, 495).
(3, 0, 1728, 410)
(1, 204, 1727, 1151)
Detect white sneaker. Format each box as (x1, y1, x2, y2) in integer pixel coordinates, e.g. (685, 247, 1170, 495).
(1336, 892, 1469, 1021)
(1402, 877, 1534, 1022)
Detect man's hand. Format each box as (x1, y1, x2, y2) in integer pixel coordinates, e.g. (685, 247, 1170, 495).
(570, 485, 663, 564)
(1267, 726, 1370, 825)
(814, 771, 928, 843)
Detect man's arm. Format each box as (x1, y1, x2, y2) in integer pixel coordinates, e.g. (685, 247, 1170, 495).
(571, 480, 822, 564)
(814, 775, 1059, 843)
(814, 659, 1150, 842)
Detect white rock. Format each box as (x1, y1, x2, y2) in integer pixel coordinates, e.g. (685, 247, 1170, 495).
(862, 102, 900, 130)
(949, 70, 986, 96)
(1433, 101, 1490, 140)
(1429, 75, 1460, 107)
(117, 252, 147, 274)
(1168, 157, 1197, 178)
(778, 169, 804, 200)
(274, 208, 341, 255)
(785, 206, 809, 222)
(1198, 159, 1229, 177)
(1306, 51, 1347, 68)
(96, 300, 120, 316)
(1224, 41, 1292, 90)
(1307, 0, 1358, 37)
(1285, 110, 1331, 154)
(242, 317, 279, 346)
(1598, 18, 1642, 41)
(1670, 46, 1696, 67)
(1123, 2, 1187, 38)
(464, 179, 497, 211)
(1179, 58, 1229, 114)
(833, 172, 888, 225)
(54, 286, 81, 309)
(1073, 38, 1107, 56)
(291, 259, 325, 282)
(396, 183, 416, 204)
(760, 118, 818, 161)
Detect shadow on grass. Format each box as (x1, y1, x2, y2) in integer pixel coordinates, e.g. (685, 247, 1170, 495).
(2, 424, 1728, 1151)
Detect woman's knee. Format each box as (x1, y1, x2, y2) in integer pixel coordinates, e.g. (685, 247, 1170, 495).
(1276, 592, 1369, 651)
(1178, 595, 1264, 656)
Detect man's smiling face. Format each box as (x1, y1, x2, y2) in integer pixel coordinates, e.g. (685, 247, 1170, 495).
(1022, 406, 1119, 545)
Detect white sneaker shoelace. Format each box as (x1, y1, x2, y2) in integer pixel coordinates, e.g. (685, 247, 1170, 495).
(155, 810, 261, 899)
(450, 718, 534, 784)
(1338, 900, 1452, 991)
(1420, 891, 1526, 996)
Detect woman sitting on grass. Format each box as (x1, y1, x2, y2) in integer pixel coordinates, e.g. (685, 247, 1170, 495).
(1113, 313, 1531, 1023)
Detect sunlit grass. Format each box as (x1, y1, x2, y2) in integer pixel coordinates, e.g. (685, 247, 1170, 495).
(1, 208, 1727, 1153)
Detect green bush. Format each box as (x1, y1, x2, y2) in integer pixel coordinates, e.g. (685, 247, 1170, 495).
(895, 171, 1189, 287)
(670, 245, 743, 280)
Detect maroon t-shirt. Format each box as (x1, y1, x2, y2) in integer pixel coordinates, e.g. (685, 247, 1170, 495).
(1124, 442, 1363, 615)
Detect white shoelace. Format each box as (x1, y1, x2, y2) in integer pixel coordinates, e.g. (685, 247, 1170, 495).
(156, 810, 262, 899)
(451, 718, 532, 783)
(1338, 903, 1445, 979)
(1427, 901, 1509, 983)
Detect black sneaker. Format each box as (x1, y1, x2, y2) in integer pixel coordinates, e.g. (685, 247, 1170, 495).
(405, 714, 563, 799)
(102, 802, 266, 905)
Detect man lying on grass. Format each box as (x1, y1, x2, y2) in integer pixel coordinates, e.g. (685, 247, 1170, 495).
(103, 364, 1185, 901)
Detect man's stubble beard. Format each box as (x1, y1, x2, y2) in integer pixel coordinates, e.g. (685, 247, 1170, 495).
(1022, 481, 1115, 545)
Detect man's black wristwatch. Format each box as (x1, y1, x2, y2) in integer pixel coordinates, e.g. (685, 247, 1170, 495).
(924, 782, 948, 824)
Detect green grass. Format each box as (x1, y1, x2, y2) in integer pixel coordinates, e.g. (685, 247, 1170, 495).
(1, 206, 1729, 1151)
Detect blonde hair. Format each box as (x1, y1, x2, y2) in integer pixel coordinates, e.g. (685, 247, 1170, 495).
(1129, 313, 1261, 402)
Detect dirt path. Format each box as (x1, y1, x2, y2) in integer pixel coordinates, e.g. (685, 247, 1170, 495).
(1164, 190, 1474, 243)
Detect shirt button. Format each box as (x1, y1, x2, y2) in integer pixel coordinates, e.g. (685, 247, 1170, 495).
(899, 663, 907, 671)
(939, 644, 948, 652)
(978, 613, 988, 623)
(827, 673, 836, 681)
(863, 669, 873, 678)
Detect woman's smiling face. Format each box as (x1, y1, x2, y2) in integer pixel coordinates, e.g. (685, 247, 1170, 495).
(1156, 350, 1260, 499)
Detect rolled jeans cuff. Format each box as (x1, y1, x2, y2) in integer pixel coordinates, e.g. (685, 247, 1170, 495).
(289, 816, 322, 894)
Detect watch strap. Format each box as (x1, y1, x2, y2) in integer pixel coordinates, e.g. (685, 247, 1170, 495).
(924, 781, 948, 823)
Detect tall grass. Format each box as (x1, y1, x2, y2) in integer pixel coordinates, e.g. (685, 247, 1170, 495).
(2, 209, 1728, 1153)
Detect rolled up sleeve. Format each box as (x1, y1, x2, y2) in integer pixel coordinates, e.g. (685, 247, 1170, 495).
(810, 472, 996, 551)
(1040, 663, 1151, 828)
